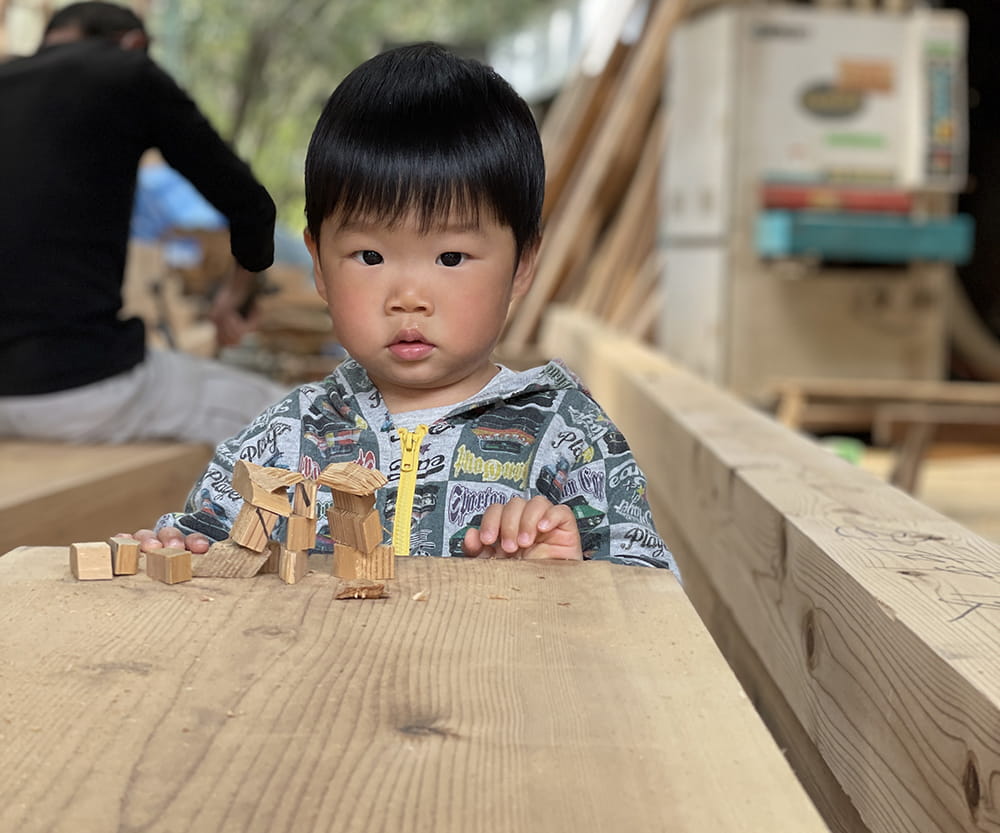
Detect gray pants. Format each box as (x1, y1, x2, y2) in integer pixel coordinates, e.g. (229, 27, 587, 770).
(0, 349, 287, 446)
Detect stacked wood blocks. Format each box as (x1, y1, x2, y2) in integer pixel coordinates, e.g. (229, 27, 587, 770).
(318, 462, 394, 580)
(198, 460, 312, 583)
(196, 460, 391, 585)
(69, 460, 391, 590)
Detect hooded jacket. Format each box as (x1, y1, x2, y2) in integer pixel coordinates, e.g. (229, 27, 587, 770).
(158, 359, 675, 572)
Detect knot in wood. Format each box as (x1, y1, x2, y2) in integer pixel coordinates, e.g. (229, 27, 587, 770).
(963, 753, 981, 817)
(803, 609, 818, 671)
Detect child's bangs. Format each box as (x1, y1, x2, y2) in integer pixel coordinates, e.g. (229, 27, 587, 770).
(329, 159, 500, 235)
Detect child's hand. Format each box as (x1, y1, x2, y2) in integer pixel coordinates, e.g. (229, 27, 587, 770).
(462, 496, 582, 561)
(125, 527, 213, 554)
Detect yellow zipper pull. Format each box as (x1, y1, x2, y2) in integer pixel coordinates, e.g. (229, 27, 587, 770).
(392, 424, 428, 556)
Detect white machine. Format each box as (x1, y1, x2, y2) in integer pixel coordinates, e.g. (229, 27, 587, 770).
(660, 4, 970, 400)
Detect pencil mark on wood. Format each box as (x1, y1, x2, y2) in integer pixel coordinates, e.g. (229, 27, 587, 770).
(85, 661, 154, 676)
(834, 524, 1000, 622)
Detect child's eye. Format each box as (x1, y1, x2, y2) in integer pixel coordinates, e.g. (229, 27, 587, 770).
(437, 252, 465, 267)
(353, 250, 383, 266)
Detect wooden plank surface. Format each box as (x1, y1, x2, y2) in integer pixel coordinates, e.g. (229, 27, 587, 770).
(0, 546, 828, 833)
(0, 441, 211, 554)
(543, 306, 1000, 833)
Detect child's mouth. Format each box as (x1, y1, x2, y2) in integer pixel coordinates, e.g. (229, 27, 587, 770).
(389, 331, 435, 361)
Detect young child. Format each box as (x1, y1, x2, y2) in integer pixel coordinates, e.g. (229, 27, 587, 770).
(137, 43, 675, 572)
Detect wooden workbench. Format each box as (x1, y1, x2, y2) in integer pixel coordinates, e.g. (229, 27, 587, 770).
(0, 546, 828, 833)
(0, 440, 211, 554)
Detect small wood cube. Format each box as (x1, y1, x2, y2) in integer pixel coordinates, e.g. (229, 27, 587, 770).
(332, 543, 394, 580)
(146, 548, 192, 584)
(285, 514, 316, 552)
(261, 540, 281, 575)
(70, 542, 112, 580)
(327, 507, 383, 553)
(278, 549, 309, 585)
(230, 503, 279, 552)
(292, 479, 319, 520)
(109, 536, 140, 575)
(332, 490, 376, 515)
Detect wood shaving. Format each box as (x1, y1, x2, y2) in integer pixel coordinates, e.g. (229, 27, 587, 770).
(411, 590, 429, 601)
(335, 579, 386, 600)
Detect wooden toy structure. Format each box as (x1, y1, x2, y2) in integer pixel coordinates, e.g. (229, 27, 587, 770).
(200, 459, 392, 583)
(319, 462, 394, 581)
(69, 459, 392, 589)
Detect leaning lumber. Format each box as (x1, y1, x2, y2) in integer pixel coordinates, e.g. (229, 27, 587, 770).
(543, 305, 1000, 833)
(503, 0, 688, 350)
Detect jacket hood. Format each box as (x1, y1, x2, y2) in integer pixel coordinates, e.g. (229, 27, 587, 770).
(324, 358, 586, 426)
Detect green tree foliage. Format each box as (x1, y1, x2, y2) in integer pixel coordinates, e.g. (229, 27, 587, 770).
(154, 0, 557, 229)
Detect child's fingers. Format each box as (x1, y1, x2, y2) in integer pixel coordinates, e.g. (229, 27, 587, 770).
(133, 526, 208, 554)
(475, 501, 508, 549)
(524, 503, 582, 560)
(514, 496, 558, 549)
(184, 533, 212, 554)
(461, 526, 498, 558)
(496, 497, 535, 554)
(487, 497, 564, 555)
(133, 528, 168, 552)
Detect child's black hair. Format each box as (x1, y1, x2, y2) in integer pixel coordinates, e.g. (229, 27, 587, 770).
(304, 42, 544, 261)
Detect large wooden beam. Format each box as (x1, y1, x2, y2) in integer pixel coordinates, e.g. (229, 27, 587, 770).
(543, 305, 1000, 833)
(0, 548, 829, 833)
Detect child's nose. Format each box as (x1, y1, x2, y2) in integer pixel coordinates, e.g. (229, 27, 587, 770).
(386, 281, 433, 315)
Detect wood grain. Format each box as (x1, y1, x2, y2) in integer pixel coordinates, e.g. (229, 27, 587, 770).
(0, 546, 828, 833)
(544, 306, 1000, 833)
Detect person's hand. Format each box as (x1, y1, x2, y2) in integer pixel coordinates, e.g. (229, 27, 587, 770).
(209, 264, 262, 347)
(462, 496, 582, 561)
(125, 527, 213, 554)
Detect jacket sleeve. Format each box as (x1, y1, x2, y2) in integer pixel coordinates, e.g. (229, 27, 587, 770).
(155, 391, 308, 541)
(534, 389, 678, 576)
(137, 57, 275, 273)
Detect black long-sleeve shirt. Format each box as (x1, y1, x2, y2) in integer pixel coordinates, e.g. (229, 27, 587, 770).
(0, 40, 276, 394)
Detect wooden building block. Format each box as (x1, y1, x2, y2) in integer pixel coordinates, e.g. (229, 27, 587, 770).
(261, 540, 281, 574)
(192, 538, 270, 578)
(331, 490, 375, 515)
(332, 543, 394, 580)
(327, 507, 383, 553)
(231, 460, 301, 516)
(146, 548, 192, 585)
(109, 536, 140, 575)
(285, 514, 316, 552)
(292, 479, 319, 519)
(230, 503, 279, 552)
(69, 541, 113, 580)
(328, 507, 381, 551)
(278, 549, 309, 585)
(317, 461, 387, 495)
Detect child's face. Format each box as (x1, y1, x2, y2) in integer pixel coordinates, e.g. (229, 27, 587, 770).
(305, 208, 536, 414)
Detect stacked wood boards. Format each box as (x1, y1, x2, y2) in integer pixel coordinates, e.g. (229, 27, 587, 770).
(502, 0, 689, 351)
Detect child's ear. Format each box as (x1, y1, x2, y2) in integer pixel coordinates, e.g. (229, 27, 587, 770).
(303, 228, 328, 302)
(511, 240, 539, 302)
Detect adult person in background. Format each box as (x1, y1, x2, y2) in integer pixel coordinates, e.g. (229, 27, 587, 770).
(0, 1, 286, 445)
